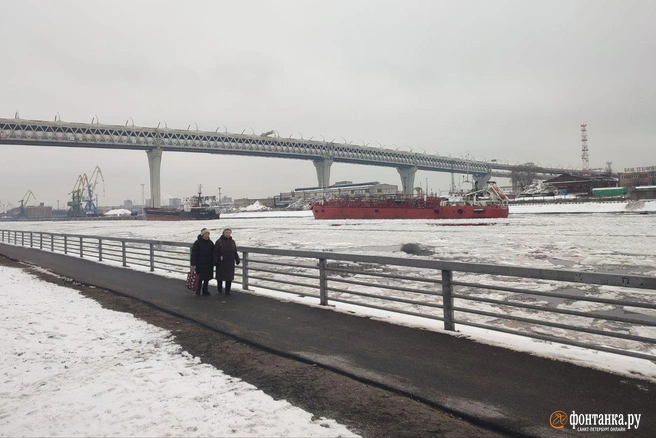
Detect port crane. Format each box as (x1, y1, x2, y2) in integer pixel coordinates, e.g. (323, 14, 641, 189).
(18, 190, 36, 217)
(68, 175, 86, 216)
(83, 166, 105, 215)
(68, 167, 105, 216)
(1, 201, 15, 214)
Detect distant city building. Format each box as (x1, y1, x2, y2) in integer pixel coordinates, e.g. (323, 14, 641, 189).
(543, 174, 617, 196)
(619, 166, 656, 200)
(619, 166, 656, 188)
(23, 205, 52, 218)
(123, 200, 133, 208)
(295, 181, 399, 198)
(169, 198, 182, 208)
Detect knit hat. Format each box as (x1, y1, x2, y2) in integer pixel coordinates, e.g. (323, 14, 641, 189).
(222, 228, 232, 234)
(200, 228, 210, 236)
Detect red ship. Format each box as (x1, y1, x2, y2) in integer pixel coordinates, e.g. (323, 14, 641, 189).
(312, 182, 509, 220)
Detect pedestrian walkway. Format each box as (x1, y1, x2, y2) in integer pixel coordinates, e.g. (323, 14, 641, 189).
(1, 243, 654, 437)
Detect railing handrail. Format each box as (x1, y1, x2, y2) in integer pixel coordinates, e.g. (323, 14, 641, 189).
(240, 246, 656, 290)
(2, 228, 655, 363)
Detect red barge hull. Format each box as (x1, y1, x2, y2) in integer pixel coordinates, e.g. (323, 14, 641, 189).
(312, 204, 508, 219)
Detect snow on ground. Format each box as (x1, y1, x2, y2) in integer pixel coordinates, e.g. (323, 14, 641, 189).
(509, 199, 656, 214)
(103, 208, 132, 217)
(238, 201, 271, 212)
(0, 265, 358, 438)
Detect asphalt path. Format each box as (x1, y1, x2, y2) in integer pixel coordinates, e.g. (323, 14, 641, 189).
(1, 242, 654, 437)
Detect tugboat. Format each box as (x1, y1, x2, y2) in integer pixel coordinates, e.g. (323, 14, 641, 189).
(311, 181, 509, 220)
(144, 185, 220, 221)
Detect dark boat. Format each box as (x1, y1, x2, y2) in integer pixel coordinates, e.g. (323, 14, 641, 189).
(144, 185, 220, 221)
(311, 181, 509, 220)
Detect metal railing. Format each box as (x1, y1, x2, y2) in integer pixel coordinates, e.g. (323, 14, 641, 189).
(2, 229, 655, 362)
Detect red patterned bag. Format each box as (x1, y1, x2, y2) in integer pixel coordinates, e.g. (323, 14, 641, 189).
(186, 270, 200, 292)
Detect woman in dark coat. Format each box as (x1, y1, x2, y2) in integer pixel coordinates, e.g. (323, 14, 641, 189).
(214, 228, 240, 296)
(190, 228, 215, 296)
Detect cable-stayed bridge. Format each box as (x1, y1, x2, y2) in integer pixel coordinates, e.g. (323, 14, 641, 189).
(1, 116, 581, 207)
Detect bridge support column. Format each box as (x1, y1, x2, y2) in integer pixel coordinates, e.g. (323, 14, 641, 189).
(397, 166, 417, 195)
(146, 147, 162, 208)
(471, 172, 491, 191)
(313, 158, 333, 189)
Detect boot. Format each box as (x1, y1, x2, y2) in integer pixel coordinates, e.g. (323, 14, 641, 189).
(225, 281, 232, 296)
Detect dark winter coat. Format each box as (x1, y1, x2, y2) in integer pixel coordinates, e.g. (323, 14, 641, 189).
(191, 234, 215, 281)
(214, 235, 240, 281)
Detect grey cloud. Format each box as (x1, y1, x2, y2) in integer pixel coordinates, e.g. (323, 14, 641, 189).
(1, 0, 655, 208)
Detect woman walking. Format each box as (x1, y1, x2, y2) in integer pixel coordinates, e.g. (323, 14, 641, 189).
(214, 228, 240, 296)
(190, 228, 215, 296)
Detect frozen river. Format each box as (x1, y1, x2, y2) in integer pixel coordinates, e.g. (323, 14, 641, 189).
(3, 212, 655, 275)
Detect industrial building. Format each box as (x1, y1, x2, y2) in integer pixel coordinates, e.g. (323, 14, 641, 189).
(618, 166, 656, 200)
(618, 166, 656, 188)
(542, 166, 655, 200)
(543, 173, 617, 196)
(295, 181, 398, 198)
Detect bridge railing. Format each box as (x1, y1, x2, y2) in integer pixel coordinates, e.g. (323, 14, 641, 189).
(2, 229, 655, 362)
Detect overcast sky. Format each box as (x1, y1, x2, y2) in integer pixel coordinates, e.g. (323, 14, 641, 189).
(1, 0, 655, 208)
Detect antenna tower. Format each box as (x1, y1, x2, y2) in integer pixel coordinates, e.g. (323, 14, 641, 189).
(580, 123, 590, 175)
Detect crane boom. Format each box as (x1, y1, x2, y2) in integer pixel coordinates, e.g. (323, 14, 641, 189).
(18, 190, 37, 217)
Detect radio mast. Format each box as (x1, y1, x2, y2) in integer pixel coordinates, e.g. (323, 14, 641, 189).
(581, 124, 590, 175)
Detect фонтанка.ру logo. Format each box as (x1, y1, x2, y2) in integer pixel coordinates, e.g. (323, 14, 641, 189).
(550, 410, 642, 432)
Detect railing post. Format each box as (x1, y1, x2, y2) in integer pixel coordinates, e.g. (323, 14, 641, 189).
(51, 235, 54, 252)
(39, 233, 43, 249)
(149, 243, 154, 272)
(30, 232, 33, 247)
(242, 251, 249, 290)
(122, 241, 127, 267)
(79, 237, 83, 257)
(99, 239, 103, 261)
(21, 231, 24, 246)
(64, 235, 68, 254)
(441, 270, 455, 331)
(319, 258, 328, 305)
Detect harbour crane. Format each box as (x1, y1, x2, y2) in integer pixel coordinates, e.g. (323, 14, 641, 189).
(83, 166, 105, 215)
(1, 201, 15, 214)
(18, 190, 36, 217)
(67, 166, 106, 216)
(68, 174, 86, 217)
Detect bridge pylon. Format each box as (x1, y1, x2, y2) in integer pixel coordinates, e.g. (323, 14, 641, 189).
(146, 147, 162, 208)
(397, 166, 417, 194)
(313, 158, 333, 189)
(471, 173, 491, 191)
